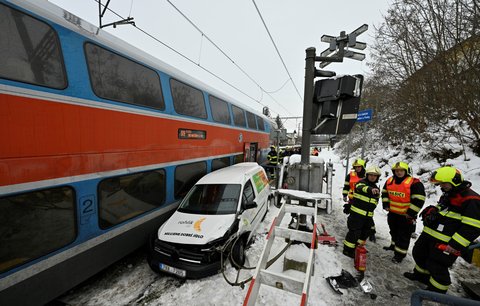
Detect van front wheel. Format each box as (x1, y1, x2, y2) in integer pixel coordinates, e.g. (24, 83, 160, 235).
(231, 237, 245, 269)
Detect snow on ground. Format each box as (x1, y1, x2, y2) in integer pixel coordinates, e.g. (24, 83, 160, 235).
(55, 148, 480, 306)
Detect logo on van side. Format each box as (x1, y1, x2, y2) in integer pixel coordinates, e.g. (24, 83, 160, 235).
(194, 217, 206, 232)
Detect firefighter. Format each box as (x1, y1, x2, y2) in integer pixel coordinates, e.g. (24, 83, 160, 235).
(342, 158, 367, 205)
(266, 145, 278, 178)
(404, 166, 480, 293)
(342, 166, 381, 258)
(382, 161, 426, 263)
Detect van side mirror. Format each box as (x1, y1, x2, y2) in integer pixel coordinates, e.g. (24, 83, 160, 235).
(244, 200, 257, 210)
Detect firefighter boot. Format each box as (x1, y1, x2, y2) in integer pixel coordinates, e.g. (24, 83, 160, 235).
(403, 271, 429, 285)
(383, 244, 395, 251)
(342, 247, 355, 259)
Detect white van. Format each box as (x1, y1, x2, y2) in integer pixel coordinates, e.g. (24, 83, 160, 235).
(148, 163, 270, 279)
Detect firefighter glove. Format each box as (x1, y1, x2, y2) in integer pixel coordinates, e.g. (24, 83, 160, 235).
(343, 204, 351, 214)
(420, 205, 438, 222)
(405, 215, 415, 224)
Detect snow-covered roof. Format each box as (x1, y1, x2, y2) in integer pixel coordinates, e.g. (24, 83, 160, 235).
(196, 163, 263, 185)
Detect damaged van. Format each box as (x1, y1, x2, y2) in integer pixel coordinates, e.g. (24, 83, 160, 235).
(148, 163, 270, 279)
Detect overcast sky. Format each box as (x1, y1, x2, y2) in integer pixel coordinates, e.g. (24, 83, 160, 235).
(49, 0, 391, 131)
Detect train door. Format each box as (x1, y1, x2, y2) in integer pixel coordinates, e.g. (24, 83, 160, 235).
(244, 142, 258, 162)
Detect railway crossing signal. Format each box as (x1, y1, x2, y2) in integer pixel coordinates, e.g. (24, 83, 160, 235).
(300, 24, 368, 165)
(318, 24, 368, 68)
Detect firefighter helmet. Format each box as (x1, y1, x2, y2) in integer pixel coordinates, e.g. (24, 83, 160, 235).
(365, 166, 381, 176)
(392, 161, 410, 175)
(352, 158, 366, 168)
(430, 166, 463, 187)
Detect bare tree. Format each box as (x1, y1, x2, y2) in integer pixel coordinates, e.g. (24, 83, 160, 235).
(369, 0, 480, 154)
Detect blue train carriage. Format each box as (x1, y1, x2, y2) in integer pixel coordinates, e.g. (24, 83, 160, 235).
(0, 0, 274, 304)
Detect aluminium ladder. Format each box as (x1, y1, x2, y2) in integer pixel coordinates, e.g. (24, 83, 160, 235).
(243, 190, 331, 306)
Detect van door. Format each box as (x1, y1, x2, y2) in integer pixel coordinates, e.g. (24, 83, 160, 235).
(240, 180, 256, 233)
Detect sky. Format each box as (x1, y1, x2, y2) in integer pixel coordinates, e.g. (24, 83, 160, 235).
(48, 0, 391, 131)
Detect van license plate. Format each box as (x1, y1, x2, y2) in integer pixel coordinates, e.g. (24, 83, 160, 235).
(159, 263, 186, 278)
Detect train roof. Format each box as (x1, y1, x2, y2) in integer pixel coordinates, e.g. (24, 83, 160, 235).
(8, 0, 271, 121)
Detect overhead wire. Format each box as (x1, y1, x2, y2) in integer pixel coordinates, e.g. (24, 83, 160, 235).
(93, 0, 288, 118)
(165, 0, 294, 116)
(251, 0, 304, 103)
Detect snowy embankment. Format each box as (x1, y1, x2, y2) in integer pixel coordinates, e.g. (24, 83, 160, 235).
(57, 148, 480, 306)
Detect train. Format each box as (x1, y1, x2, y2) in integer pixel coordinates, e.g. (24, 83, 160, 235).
(0, 0, 274, 304)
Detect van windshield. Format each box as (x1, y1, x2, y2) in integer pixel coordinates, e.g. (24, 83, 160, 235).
(177, 184, 241, 215)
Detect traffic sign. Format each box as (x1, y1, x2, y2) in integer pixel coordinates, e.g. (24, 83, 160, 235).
(357, 109, 373, 122)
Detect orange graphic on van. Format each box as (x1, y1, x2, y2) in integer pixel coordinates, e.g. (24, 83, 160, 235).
(193, 217, 206, 232)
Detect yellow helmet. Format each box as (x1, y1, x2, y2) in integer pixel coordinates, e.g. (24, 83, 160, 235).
(352, 158, 366, 168)
(392, 161, 409, 172)
(365, 166, 381, 176)
(430, 166, 463, 187)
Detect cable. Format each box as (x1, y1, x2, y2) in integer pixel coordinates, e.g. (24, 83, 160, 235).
(93, 0, 285, 114)
(251, 0, 304, 103)
(165, 0, 295, 116)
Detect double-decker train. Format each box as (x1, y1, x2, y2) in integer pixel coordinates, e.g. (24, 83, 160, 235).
(0, 1, 274, 304)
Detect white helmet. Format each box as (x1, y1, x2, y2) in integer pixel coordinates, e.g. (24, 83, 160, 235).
(365, 166, 381, 176)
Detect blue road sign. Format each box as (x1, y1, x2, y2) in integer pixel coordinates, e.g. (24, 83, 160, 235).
(357, 109, 373, 122)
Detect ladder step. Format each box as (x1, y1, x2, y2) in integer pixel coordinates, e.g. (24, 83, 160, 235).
(277, 189, 331, 200)
(259, 269, 304, 295)
(275, 226, 314, 244)
(284, 205, 316, 216)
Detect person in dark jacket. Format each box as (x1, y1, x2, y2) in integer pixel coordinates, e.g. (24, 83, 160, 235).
(342, 158, 367, 204)
(343, 166, 381, 258)
(382, 161, 426, 263)
(404, 166, 480, 293)
(266, 145, 278, 178)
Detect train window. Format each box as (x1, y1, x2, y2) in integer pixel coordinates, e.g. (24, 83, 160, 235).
(174, 162, 207, 199)
(246, 111, 257, 129)
(170, 79, 207, 119)
(212, 157, 231, 172)
(234, 154, 244, 164)
(256, 116, 265, 131)
(209, 95, 231, 124)
(0, 187, 76, 273)
(85, 43, 164, 110)
(0, 4, 67, 89)
(98, 170, 166, 229)
(232, 105, 246, 127)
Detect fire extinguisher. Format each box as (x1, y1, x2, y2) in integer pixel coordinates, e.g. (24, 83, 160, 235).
(355, 244, 367, 271)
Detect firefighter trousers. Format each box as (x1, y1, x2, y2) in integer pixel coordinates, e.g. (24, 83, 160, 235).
(344, 213, 374, 250)
(411, 232, 458, 293)
(387, 213, 414, 259)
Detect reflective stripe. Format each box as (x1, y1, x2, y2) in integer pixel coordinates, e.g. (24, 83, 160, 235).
(351, 205, 374, 217)
(390, 201, 410, 207)
(353, 193, 378, 204)
(394, 246, 408, 254)
(452, 233, 470, 247)
(389, 200, 410, 215)
(357, 239, 366, 245)
(430, 277, 449, 291)
(423, 226, 451, 243)
(342, 190, 348, 195)
(415, 264, 430, 275)
(382, 197, 389, 202)
(462, 216, 480, 229)
(412, 194, 426, 200)
(344, 240, 356, 249)
(409, 204, 421, 212)
(344, 182, 350, 186)
(440, 211, 462, 220)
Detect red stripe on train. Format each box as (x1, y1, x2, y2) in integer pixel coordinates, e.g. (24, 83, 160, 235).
(0, 93, 269, 186)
